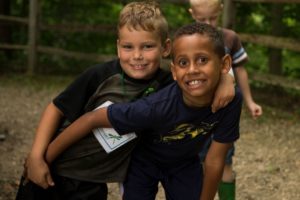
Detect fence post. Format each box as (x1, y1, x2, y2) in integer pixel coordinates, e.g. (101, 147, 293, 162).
(28, 0, 38, 75)
(222, 0, 235, 29)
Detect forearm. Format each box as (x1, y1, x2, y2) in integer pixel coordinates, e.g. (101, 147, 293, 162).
(211, 73, 235, 113)
(46, 108, 110, 163)
(29, 102, 63, 159)
(200, 141, 231, 200)
(235, 67, 254, 105)
(200, 159, 224, 200)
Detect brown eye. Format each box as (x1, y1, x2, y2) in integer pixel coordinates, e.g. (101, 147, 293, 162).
(143, 44, 155, 50)
(196, 57, 207, 65)
(178, 59, 189, 68)
(122, 45, 132, 50)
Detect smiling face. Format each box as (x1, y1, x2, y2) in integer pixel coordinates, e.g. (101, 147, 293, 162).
(117, 26, 170, 80)
(171, 33, 230, 107)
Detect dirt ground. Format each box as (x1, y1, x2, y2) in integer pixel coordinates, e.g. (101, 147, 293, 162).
(0, 75, 299, 200)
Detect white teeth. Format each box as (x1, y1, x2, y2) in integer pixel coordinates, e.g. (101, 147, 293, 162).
(189, 80, 200, 85)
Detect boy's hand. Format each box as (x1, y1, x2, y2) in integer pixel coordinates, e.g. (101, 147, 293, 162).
(247, 101, 263, 119)
(25, 154, 55, 189)
(211, 74, 235, 113)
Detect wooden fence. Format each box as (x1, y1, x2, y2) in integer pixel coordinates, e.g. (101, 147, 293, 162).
(222, 0, 300, 51)
(0, 0, 300, 90)
(221, 0, 300, 90)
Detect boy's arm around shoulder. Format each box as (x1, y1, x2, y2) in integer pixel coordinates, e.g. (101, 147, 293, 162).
(45, 107, 111, 163)
(200, 141, 232, 200)
(212, 73, 235, 113)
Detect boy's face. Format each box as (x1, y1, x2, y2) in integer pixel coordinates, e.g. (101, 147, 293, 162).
(171, 34, 229, 105)
(117, 26, 170, 80)
(189, 3, 221, 27)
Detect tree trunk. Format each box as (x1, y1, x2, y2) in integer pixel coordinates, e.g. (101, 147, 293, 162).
(268, 4, 283, 75)
(28, 0, 39, 75)
(0, 0, 12, 59)
(222, 0, 235, 29)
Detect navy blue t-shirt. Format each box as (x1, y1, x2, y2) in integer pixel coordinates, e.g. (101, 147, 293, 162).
(108, 82, 242, 165)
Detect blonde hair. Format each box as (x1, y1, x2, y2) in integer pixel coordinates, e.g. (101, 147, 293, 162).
(189, 0, 222, 8)
(118, 1, 168, 43)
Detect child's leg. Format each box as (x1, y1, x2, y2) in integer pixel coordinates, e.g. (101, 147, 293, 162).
(222, 163, 235, 182)
(161, 157, 203, 200)
(122, 154, 159, 200)
(218, 145, 236, 200)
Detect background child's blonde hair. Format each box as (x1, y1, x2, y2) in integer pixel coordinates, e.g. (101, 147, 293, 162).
(118, 1, 169, 43)
(189, 0, 222, 8)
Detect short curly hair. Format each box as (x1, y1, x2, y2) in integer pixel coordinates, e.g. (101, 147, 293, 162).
(172, 22, 225, 58)
(118, 1, 169, 43)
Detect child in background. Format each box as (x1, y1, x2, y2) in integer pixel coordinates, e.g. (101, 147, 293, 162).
(17, 1, 235, 200)
(189, 0, 263, 199)
(44, 22, 243, 200)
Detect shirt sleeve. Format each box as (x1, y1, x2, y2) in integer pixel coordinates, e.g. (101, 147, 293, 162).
(107, 97, 158, 135)
(212, 89, 243, 143)
(231, 32, 248, 67)
(53, 66, 102, 122)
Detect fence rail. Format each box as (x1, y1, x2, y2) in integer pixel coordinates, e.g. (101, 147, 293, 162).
(239, 34, 300, 52)
(0, 0, 299, 81)
(0, 15, 28, 24)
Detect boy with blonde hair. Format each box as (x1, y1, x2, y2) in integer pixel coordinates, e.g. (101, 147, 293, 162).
(17, 1, 235, 200)
(189, 0, 263, 199)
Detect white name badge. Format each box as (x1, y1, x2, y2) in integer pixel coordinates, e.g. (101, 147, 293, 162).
(92, 101, 137, 153)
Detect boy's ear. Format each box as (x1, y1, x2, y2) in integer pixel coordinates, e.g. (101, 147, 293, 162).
(221, 54, 232, 74)
(188, 8, 195, 20)
(162, 38, 172, 58)
(170, 61, 177, 81)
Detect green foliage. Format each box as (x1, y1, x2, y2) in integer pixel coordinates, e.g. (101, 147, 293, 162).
(36, 0, 122, 73)
(244, 43, 268, 74)
(3, 0, 300, 78)
(235, 2, 300, 79)
(160, 3, 192, 30)
(235, 3, 270, 34)
(39, 0, 121, 53)
(282, 4, 300, 38)
(283, 51, 300, 79)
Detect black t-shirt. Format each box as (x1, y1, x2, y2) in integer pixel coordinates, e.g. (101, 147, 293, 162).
(52, 59, 172, 182)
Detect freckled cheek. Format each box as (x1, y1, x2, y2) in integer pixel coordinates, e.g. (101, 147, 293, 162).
(119, 52, 132, 61)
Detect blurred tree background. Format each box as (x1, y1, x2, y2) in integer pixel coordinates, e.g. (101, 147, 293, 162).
(234, 2, 300, 79)
(0, 0, 299, 79)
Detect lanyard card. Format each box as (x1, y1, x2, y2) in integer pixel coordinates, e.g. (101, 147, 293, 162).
(92, 101, 137, 153)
